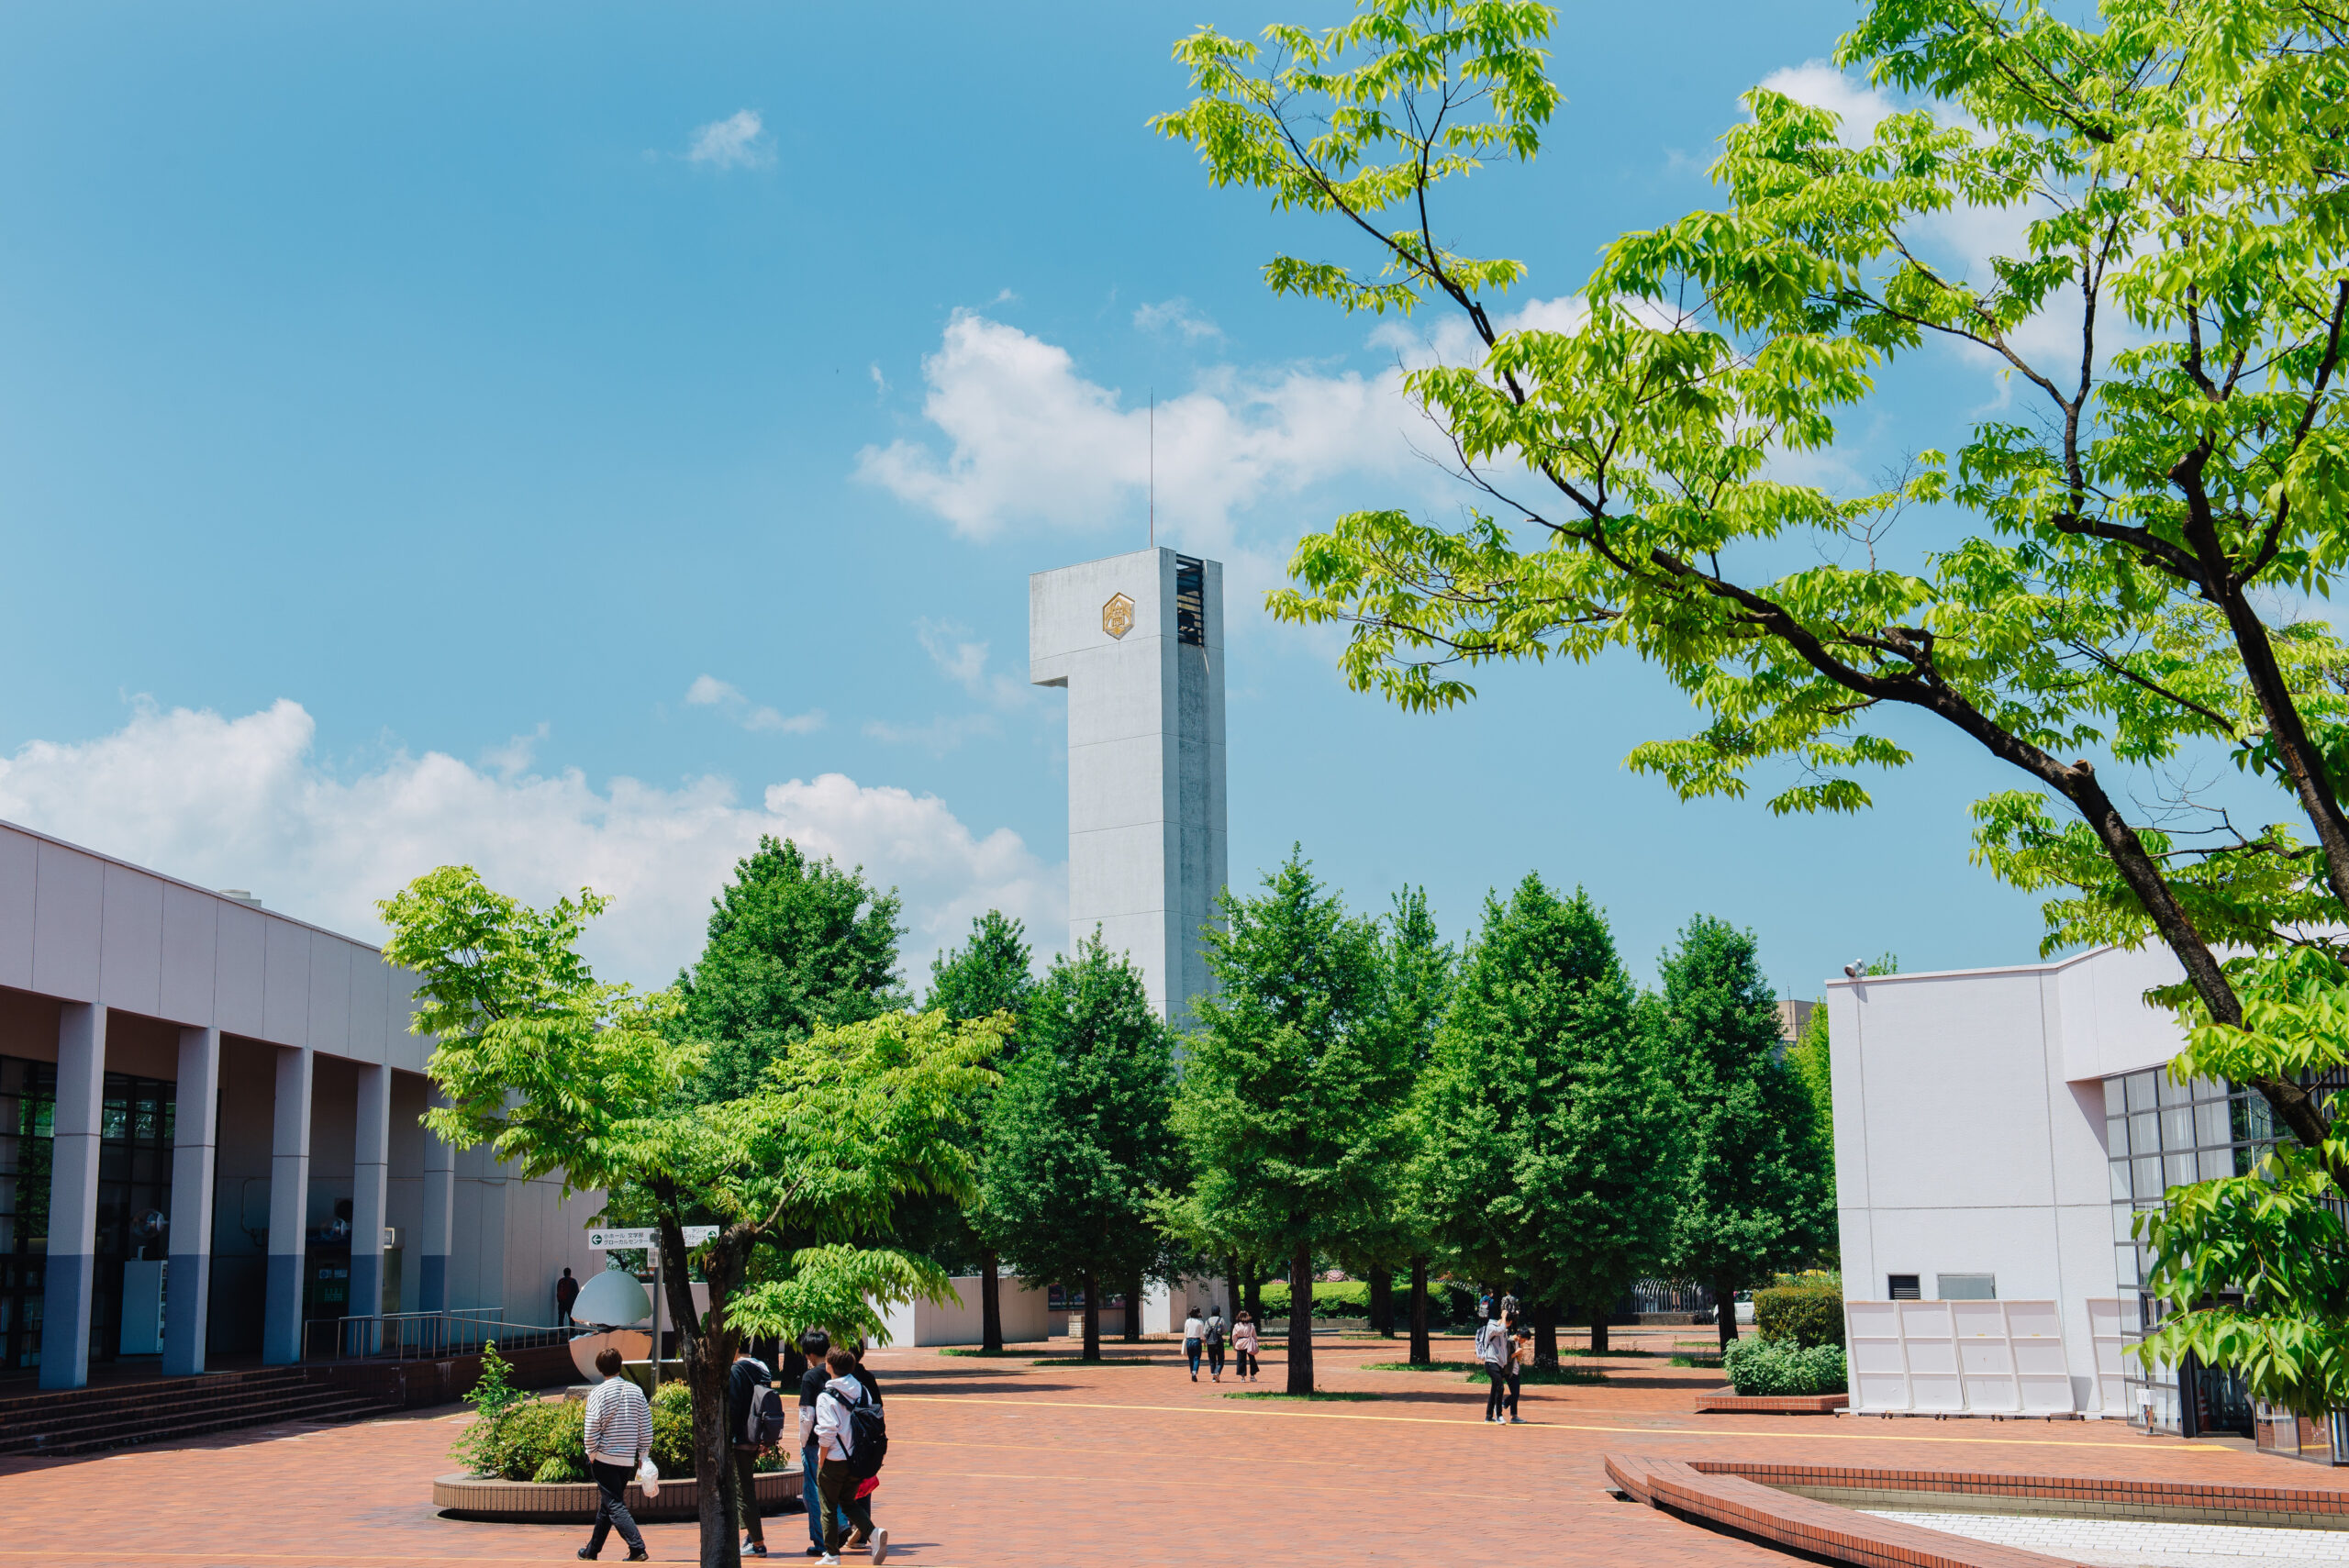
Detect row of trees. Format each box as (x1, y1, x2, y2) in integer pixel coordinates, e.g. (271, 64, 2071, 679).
(937, 850, 1832, 1394)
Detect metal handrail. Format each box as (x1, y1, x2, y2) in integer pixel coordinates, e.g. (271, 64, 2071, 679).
(304, 1307, 578, 1362)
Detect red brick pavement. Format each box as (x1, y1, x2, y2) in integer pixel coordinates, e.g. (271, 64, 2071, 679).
(0, 1332, 2332, 1567)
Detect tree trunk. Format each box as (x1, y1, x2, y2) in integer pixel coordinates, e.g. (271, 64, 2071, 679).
(981, 1251, 1003, 1353)
(1227, 1252, 1242, 1327)
(1716, 1275, 1736, 1355)
(1124, 1269, 1143, 1343)
(1368, 1269, 1394, 1337)
(1286, 1241, 1315, 1395)
(656, 1204, 743, 1568)
(1590, 1296, 1609, 1356)
(1408, 1258, 1431, 1365)
(1244, 1261, 1264, 1322)
(1533, 1296, 1559, 1367)
(1082, 1271, 1101, 1362)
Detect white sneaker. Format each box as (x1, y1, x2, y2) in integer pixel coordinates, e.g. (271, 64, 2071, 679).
(870, 1528, 889, 1564)
(819, 1557, 841, 1565)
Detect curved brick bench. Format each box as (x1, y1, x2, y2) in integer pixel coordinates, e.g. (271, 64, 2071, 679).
(1694, 1388, 1849, 1414)
(1606, 1453, 2349, 1568)
(433, 1466, 802, 1524)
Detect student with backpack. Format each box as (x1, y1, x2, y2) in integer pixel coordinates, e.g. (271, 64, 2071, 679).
(796, 1329, 852, 1557)
(811, 1347, 889, 1564)
(1475, 1313, 1509, 1422)
(1203, 1307, 1227, 1382)
(729, 1344, 785, 1557)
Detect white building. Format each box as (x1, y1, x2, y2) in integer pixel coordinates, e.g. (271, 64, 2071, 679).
(1030, 546, 1227, 1026)
(0, 818, 601, 1388)
(1829, 941, 2270, 1432)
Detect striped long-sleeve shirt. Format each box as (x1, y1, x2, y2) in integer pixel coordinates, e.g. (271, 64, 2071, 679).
(584, 1376, 652, 1469)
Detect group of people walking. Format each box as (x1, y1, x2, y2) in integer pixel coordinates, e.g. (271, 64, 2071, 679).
(1475, 1294, 1531, 1424)
(573, 1329, 891, 1564)
(1179, 1305, 1259, 1382)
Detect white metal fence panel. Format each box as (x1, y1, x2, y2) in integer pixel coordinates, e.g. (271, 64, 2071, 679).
(1843, 1298, 2076, 1415)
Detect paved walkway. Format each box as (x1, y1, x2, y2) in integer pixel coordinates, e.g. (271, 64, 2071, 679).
(0, 1331, 2334, 1566)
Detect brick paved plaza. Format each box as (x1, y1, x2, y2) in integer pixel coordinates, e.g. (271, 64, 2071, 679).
(0, 1331, 2334, 1567)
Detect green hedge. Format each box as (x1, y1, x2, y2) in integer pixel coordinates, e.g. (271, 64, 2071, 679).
(1722, 1337, 1847, 1396)
(1754, 1288, 1843, 1349)
(1255, 1281, 1370, 1318)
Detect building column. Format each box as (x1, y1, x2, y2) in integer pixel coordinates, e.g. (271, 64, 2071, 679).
(162, 1026, 220, 1377)
(418, 1085, 455, 1314)
(261, 1045, 313, 1365)
(39, 1004, 107, 1390)
(347, 1063, 390, 1335)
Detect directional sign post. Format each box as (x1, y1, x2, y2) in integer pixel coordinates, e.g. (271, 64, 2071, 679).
(583, 1226, 717, 1389)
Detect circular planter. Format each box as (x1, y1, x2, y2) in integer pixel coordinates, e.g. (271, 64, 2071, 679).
(433, 1465, 803, 1524)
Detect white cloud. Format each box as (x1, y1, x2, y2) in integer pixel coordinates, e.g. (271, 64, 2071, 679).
(683, 674, 824, 735)
(686, 109, 771, 170)
(1756, 61, 1898, 146)
(0, 700, 1058, 984)
(915, 619, 1029, 709)
(853, 311, 1422, 547)
(1134, 298, 1223, 342)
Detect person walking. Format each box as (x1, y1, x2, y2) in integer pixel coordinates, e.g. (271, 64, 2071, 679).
(1503, 1313, 1528, 1424)
(812, 1347, 888, 1564)
(555, 1267, 580, 1326)
(729, 1342, 775, 1557)
(1231, 1310, 1259, 1383)
(578, 1348, 651, 1562)
(796, 1329, 852, 1557)
(1182, 1307, 1205, 1381)
(1204, 1307, 1227, 1382)
(1475, 1310, 1508, 1423)
(840, 1340, 885, 1555)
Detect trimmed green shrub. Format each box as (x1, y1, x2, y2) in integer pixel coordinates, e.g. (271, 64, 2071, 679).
(1721, 1336, 1846, 1396)
(1754, 1288, 1844, 1349)
(454, 1377, 708, 1482)
(1255, 1281, 1371, 1318)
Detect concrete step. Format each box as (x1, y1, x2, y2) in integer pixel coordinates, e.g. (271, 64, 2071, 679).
(0, 1382, 401, 1456)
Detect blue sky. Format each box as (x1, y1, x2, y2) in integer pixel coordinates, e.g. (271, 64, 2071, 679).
(0, 0, 2113, 994)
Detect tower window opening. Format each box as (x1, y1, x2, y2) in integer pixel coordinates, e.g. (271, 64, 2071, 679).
(1175, 556, 1205, 646)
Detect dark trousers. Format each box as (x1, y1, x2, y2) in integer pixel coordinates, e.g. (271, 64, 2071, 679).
(1505, 1365, 1521, 1416)
(817, 1458, 876, 1553)
(1235, 1348, 1257, 1378)
(733, 1447, 765, 1543)
(802, 1441, 850, 1551)
(584, 1460, 646, 1557)
(1484, 1363, 1507, 1418)
(1186, 1340, 1202, 1376)
(1207, 1342, 1225, 1376)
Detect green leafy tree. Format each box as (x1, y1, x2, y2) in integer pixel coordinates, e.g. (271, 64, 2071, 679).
(1157, 0, 2349, 1410)
(381, 866, 996, 1568)
(1169, 849, 1412, 1393)
(978, 933, 1176, 1362)
(1366, 887, 1453, 1359)
(1653, 917, 1834, 1353)
(925, 909, 1040, 1351)
(1413, 877, 1669, 1360)
(677, 836, 907, 1102)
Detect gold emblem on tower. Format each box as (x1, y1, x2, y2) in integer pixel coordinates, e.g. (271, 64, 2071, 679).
(1102, 593, 1135, 639)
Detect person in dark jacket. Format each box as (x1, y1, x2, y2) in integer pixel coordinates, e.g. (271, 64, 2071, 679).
(728, 1345, 775, 1557)
(555, 1268, 580, 1326)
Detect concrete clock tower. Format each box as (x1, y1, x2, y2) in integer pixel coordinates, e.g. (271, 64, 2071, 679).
(1030, 547, 1228, 1025)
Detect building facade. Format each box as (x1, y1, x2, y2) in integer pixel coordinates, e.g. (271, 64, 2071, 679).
(1828, 942, 2272, 1432)
(1030, 546, 1228, 1025)
(0, 819, 599, 1388)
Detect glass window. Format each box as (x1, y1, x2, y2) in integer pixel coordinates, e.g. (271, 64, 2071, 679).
(2165, 1151, 2199, 1189)
(2158, 1071, 2192, 1106)
(2110, 1160, 2133, 1200)
(2131, 1111, 2159, 1154)
(2135, 1157, 2162, 1198)
(2114, 1205, 2143, 1241)
(2104, 1077, 2127, 1116)
(2116, 1247, 2138, 1287)
(2196, 1101, 2232, 1148)
(2199, 1149, 2234, 1183)
(2107, 1116, 2129, 1155)
(2161, 1106, 2195, 1149)
(2127, 1072, 2158, 1113)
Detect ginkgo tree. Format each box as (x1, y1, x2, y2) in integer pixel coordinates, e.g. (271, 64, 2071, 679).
(1156, 0, 2349, 1413)
(381, 867, 1002, 1568)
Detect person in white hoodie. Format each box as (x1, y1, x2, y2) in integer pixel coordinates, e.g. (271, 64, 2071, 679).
(810, 1347, 887, 1564)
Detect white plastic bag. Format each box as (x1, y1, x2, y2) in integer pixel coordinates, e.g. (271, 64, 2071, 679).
(636, 1456, 660, 1497)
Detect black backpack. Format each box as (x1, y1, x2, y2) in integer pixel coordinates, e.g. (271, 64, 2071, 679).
(743, 1385, 786, 1447)
(844, 1396, 888, 1481)
(1205, 1319, 1224, 1349)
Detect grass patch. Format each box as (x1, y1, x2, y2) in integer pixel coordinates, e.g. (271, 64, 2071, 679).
(934, 1347, 1023, 1358)
(1362, 1359, 1481, 1373)
(1458, 1364, 1603, 1385)
(1030, 1356, 1155, 1366)
(1223, 1389, 1383, 1402)
(1669, 1353, 1725, 1369)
